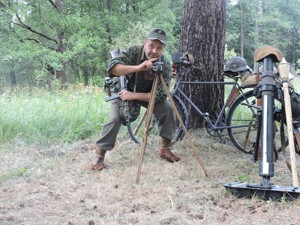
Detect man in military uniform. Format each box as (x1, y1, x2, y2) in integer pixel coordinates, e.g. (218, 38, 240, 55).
(91, 28, 180, 171)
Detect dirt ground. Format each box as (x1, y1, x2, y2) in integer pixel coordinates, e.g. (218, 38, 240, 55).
(1, 128, 300, 225)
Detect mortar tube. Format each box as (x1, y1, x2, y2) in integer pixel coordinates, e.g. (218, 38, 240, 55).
(259, 57, 276, 182)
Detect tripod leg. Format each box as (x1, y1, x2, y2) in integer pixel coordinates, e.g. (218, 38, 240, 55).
(136, 76, 159, 183)
(133, 110, 147, 136)
(159, 74, 208, 177)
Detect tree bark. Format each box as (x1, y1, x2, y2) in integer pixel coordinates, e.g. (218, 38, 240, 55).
(106, 0, 113, 43)
(10, 62, 17, 87)
(83, 65, 89, 86)
(8, 16, 16, 87)
(54, 0, 67, 88)
(180, 0, 226, 128)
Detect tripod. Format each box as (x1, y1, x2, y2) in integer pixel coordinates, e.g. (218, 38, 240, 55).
(136, 73, 208, 183)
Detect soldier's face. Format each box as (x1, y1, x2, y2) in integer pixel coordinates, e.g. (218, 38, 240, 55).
(144, 40, 165, 59)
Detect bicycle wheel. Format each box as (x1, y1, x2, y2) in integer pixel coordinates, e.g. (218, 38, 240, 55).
(126, 96, 189, 144)
(172, 95, 189, 142)
(127, 108, 147, 144)
(227, 90, 284, 154)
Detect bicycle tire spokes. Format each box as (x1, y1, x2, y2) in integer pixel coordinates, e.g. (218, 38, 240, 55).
(227, 91, 259, 154)
(127, 96, 189, 144)
(172, 96, 189, 142)
(227, 90, 286, 155)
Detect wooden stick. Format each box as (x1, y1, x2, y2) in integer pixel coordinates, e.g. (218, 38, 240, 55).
(136, 76, 159, 183)
(159, 74, 208, 176)
(282, 81, 299, 186)
(279, 57, 299, 186)
(133, 110, 147, 135)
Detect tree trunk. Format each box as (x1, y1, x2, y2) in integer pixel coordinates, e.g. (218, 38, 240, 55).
(240, 1, 244, 57)
(55, 1, 67, 88)
(83, 65, 89, 86)
(261, 0, 267, 44)
(10, 62, 17, 87)
(180, 0, 226, 128)
(253, 1, 260, 72)
(106, 0, 113, 43)
(8, 12, 16, 87)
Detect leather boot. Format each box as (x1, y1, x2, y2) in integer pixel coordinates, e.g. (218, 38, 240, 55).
(160, 148, 181, 163)
(91, 149, 106, 171)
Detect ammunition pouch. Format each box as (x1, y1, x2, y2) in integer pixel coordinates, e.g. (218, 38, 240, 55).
(117, 100, 141, 125)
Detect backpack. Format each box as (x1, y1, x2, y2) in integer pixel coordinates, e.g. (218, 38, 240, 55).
(106, 45, 143, 125)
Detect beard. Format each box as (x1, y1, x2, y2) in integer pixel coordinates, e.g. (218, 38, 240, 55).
(146, 52, 158, 60)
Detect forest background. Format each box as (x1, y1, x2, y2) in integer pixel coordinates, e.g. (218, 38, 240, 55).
(0, 0, 300, 145)
(2, 1, 300, 224)
(1, 0, 299, 90)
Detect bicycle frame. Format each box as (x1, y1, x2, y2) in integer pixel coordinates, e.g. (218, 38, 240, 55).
(171, 70, 251, 131)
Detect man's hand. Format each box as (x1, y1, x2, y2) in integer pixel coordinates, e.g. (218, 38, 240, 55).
(139, 58, 158, 71)
(119, 90, 151, 102)
(111, 58, 158, 76)
(119, 90, 135, 101)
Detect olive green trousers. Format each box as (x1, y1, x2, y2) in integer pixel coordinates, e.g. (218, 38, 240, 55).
(96, 99, 176, 151)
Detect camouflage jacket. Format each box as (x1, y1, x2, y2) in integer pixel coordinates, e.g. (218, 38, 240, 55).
(106, 45, 172, 103)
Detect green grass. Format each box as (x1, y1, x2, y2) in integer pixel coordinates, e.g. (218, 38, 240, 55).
(0, 166, 28, 182)
(0, 85, 110, 145)
(1, 76, 298, 146)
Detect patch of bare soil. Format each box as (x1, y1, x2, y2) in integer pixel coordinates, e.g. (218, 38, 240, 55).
(1, 129, 300, 225)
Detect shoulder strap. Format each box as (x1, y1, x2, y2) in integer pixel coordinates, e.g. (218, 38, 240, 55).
(134, 45, 142, 92)
(136, 45, 142, 65)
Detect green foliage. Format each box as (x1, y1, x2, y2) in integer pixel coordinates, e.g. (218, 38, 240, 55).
(110, 1, 181, 59)
(0, 0, 183, 88)
(1, 0, 300, 88)
(0, 0, 184, 145)
(0, 85, 109, 144)
(226, 0, 300, 69)
(0, 166, 28, 182)
(224, 44, 237, 60)
(237, 174, 251, 182)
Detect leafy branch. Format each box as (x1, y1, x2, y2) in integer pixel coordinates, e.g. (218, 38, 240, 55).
(13, 14, 58, 44)
(48, 0, 59, 10)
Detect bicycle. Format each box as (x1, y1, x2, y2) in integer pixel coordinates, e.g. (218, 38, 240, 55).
(128, 52, 298, 155)
(169, 52, 265, 154)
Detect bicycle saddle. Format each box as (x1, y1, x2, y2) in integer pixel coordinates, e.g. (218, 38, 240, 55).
(254, 45, 283, 63)
(172, 52, 194, 65)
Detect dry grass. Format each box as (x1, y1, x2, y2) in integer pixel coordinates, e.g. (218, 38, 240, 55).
(1, 129, 300, 225)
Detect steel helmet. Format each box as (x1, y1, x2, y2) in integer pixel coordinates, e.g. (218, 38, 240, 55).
(224, 56, 252, 73)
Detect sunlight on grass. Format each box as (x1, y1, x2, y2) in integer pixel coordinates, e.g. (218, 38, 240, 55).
(0, 85, 110, 145)
(0, 166, 28, 182)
